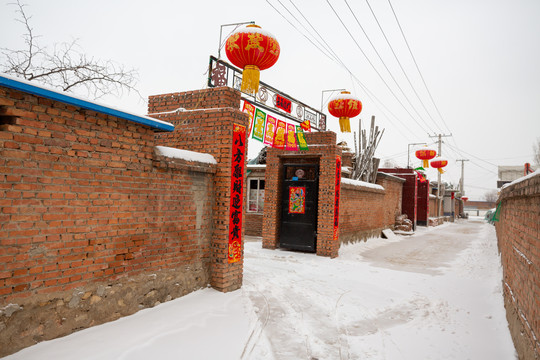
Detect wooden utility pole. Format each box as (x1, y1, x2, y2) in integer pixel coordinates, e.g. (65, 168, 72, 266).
(456, 159, 470, 196)
(429, 133, 452, 217)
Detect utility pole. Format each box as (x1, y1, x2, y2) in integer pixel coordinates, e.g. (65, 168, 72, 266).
(429, 133, 452, 217)
(456, 159, 469, 196)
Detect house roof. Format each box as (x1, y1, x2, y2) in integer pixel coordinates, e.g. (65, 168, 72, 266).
(0, 73, 174, 132)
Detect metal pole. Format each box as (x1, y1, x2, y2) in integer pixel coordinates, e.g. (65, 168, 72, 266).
(320, 88, 346, 112)
(217, 21, 255, 59)
(407, 142, 426, 168)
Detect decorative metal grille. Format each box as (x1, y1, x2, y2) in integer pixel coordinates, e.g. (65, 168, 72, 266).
(208, 56, 326, 131)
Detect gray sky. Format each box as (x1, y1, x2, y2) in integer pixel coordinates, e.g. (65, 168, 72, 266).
(1, 0, 539, 200)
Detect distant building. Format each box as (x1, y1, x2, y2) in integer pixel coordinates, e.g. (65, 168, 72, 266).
(497, 164, 536, 188)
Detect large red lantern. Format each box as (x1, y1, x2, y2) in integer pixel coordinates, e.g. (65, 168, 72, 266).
(225, 24, 280, 95)
(431, 157, 448, 174)
(327, 91, 362, 133)
(415, 146, 437, 168)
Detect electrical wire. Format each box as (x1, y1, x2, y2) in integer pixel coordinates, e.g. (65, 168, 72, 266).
(386, 0, 453, 136)
(269, 0, 419, 142)
(341, 0, 439, 135)
(362, 0, 447, 134)
(325, 0, 434, 137)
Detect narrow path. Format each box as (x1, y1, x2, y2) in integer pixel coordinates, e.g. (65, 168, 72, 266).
(243, 219, 516, 359)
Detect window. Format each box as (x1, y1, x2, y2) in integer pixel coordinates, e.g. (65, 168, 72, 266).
(248, 178, 265, 213)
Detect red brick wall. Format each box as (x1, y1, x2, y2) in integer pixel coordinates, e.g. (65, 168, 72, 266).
(148, 86, 248, 292)
(495, 173, 540, 359)
(379, 168, 418, 229)
(338, 174, 403, 243)
(0, 86, 218, 355)
(245, 213, 263, 236)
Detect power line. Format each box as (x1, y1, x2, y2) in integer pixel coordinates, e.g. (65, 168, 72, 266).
(362, 0, 446, 134)
(342, 0, 439, 135)
(386, 0, 453, 136)
(325, 0, 433, 136)
(269, 0, 419, 141)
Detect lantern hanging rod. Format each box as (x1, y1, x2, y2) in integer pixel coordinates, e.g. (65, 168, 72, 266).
(217, 21, 256, 59)
(407, 142, 427, 168)
(320, 88, 346, 112)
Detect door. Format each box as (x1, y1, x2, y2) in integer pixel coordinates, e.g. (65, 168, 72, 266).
(279, 164, 319, 252)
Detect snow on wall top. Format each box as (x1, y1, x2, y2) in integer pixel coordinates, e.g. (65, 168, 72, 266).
(0, 73, 174, 132)
(341, 177, 384, 191)
(155, 146, 217, 165)
(501, 169, 540, 189)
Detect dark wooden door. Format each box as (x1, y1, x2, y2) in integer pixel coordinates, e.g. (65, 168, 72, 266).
(279, 164, 319, 252)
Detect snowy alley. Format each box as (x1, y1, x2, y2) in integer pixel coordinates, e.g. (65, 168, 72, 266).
(4, 219, 517, 360)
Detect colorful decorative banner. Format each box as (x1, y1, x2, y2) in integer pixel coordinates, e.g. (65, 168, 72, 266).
(252, 108, 266, 142)
(242, 101, 255, 137)
(333, 156, 342, 241)
(228, 123, 246, 263)
(285, 123, 298, 151)
(263, 115, 277, 146)
(273, 119, 287, 149)
(300, 119, 311, 132)
(288, 186, 306, 214)
(295, 126, 309, 151)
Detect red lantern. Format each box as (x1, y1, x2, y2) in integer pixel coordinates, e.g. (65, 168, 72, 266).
(327, 91, 362, 133)
(225, 24, 280, 95)
(415, 146, 437, 168)
(430, 157, 448, 174)
(462, 197, 469, 202)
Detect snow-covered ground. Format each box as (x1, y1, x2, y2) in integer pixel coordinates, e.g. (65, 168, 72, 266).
(5, 219, 516, 359)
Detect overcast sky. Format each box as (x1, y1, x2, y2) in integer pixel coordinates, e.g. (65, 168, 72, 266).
(1, 0, 539, 200)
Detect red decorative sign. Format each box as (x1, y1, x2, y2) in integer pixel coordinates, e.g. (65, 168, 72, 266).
(333, 156, 342, 241)
(288, 187, 305, 214)
(242, 101, 255, 137)
(228, 124, 246, 263)
(275, 94, 292, 113)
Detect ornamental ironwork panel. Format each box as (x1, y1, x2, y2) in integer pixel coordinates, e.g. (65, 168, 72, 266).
(208, 55, 326, 131)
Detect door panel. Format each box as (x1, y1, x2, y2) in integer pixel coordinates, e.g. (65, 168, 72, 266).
(280, 164, 319, 252)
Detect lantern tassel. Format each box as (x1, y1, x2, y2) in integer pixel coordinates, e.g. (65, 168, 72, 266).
(339, 117, 351, 133)
(423, 160, 430, 168)
(241, 65, 260, 95)
(438, 168, 445, 174)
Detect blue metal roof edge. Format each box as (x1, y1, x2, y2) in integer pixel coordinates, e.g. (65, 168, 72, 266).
(0, 74, 174, 132)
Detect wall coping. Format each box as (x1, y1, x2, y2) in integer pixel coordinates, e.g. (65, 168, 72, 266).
(341, 178, 385, 194)
(499, 170, 540, 201)
(153, 148, 217, 174)
(377, 172, 406, 183)
(0, 73, 174, 132)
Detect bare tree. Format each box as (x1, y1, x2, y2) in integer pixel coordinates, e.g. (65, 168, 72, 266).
(483, 189, 498, 202)
(1, 1, 139, 100)
(533, 137, 540, 166)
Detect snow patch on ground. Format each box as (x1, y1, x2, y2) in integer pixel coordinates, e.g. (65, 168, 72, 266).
(5, 220, 516, 360)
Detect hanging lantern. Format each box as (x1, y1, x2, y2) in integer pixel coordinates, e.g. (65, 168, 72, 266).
(415, 146, 437, 168)
(431, 157, 448, 174)
(225, 24, 280, 95)
(327, 91, 362, 133)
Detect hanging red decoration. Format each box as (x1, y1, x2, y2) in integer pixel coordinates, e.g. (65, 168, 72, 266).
(462, 197, 469, 202)
(430, 157, 448, 174)
(415, 146, 437, 168)
(327, 91, 362, 133)
(225, 24, 280, 95)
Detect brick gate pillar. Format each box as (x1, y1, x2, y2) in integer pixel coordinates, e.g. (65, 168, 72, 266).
(148, 87, 248, 292)
(262, 131, 342, 257)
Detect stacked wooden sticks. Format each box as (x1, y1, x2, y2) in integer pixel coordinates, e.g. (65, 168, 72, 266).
(352, 116, 384, 183)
